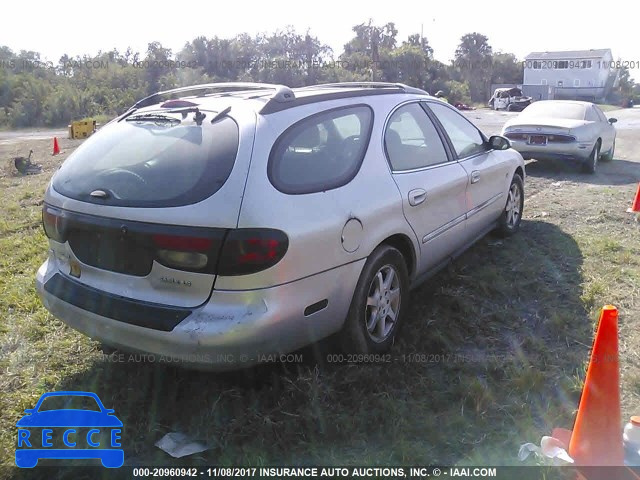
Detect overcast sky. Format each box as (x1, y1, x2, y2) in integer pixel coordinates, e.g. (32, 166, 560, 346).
(2, 0, 638, 81)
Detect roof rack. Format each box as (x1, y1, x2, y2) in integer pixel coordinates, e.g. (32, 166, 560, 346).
(305, 82, 429, 95)
(128, 82, 295, 111)
(258, 82, 431, 114)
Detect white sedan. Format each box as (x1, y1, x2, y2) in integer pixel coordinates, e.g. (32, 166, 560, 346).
(501, 100, 617, 174)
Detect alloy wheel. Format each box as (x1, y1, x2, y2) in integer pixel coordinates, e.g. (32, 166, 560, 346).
(505, 183, 522, 228)
(364, 264, 401, 343)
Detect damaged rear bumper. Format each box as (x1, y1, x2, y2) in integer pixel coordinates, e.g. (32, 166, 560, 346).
(36, 258, 364, 370)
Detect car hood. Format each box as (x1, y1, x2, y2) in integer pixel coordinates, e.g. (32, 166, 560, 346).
(504, 117, 590, 131)
(16, 410, 123, 427)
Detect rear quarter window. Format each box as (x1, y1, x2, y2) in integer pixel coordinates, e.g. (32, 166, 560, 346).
(52, 112, 239, 207)
(595, 108, 608, 123)
(585, 107, 599, 122)
(268, 105, 373, 194)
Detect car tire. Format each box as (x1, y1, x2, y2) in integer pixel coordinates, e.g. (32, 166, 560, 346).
(339, 245, 409, 354)
(582, 141, 600, 174)
(601, 140, 615, 162)
(495, 174, 524, 237)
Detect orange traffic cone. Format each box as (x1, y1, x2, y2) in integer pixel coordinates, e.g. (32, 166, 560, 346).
(628, 183, 640, 214)
(52, 137, 60, 156)
(568, 305, 624, 466)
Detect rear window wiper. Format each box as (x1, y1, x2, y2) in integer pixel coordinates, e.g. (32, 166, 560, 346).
(125, 113, 181, 125)
(167, 107, 207, 125)
(118, 108, 138, 122)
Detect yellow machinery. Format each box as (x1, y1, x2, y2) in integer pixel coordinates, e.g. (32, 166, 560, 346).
(68, 119, 96, 139)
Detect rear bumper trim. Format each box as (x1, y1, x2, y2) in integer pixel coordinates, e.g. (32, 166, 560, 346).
(43, 273, 191, 332)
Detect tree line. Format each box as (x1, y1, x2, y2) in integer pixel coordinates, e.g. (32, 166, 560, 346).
(0, 21, 636, 128)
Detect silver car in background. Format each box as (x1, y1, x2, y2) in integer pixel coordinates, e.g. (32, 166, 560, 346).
(501, 100, 617, 173)
(36, 82, 525, 370)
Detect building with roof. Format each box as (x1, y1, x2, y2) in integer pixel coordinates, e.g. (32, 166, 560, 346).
(523, 49, 618, 101)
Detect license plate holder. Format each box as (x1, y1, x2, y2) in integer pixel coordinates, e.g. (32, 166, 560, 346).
(68, 229, 153, 276)
(529, 135, 547, 146)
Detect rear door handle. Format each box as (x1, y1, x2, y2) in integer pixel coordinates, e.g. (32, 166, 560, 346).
(471, 170, 481, 184)
(408, 189, 427, 206)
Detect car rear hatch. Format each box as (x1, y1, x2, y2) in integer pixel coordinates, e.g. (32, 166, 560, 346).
(43, 103, 256, 311)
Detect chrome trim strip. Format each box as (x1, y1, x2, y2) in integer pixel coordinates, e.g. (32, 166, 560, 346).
(421, 192, 504, 244)
(466, 192, 504, 219)
(392, 161, 452, 174)
(422, 214, 466, 244)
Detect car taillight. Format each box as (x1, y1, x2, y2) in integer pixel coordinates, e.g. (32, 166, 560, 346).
(217, 229, 289, 276)
(152, 234, 212, 251)
(547, 135, 576, 143)
(504, 132, 527, 141)
(152, 234, 213, 270)
(42, 207, 65, 242)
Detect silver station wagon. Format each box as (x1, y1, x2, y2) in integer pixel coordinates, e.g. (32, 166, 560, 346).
(36, 82, 525, 369)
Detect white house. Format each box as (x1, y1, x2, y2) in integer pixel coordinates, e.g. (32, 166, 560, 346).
(523, 49, 617, 102)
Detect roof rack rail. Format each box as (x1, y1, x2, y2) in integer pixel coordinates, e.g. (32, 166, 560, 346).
(128, 82, 295, 111)
(259, 83, 431, 115)
(306, 82, 429, 95)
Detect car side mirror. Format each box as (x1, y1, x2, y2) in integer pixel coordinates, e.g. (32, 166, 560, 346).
(608, 118, 617, 124)
(488, 135, 511, 150)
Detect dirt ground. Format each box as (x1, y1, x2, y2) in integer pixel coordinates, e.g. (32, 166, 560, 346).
(1, 134, 79, 179)
(464, 107, 640, 198)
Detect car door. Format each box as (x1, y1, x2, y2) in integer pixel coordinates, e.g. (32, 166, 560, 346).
(593, 105, 616, 153)
(585, 106, 605, 148)
(425, 101, 511, 239)
(384, 102, 469, 275)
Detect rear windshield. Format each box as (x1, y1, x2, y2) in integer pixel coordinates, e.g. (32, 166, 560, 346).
(52, 111, 239, 207)
(520, 102, 586, 120)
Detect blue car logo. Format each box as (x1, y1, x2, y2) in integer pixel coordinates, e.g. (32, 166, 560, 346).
(16, 391, 123, 468)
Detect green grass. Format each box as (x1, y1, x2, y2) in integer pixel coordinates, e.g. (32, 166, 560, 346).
(0, 164, 638, 473)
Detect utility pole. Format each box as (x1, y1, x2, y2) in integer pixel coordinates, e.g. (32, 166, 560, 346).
(371, 26, 378, 82)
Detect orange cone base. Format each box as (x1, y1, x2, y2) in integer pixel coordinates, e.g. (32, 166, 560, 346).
(568, 305, 624, 466)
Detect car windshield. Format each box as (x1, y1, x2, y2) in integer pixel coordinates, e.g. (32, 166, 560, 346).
(38, 395, 101, 412)
(520, 102, 586, 120)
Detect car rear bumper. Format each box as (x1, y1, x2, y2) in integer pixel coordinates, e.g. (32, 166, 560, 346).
(36, 258, 364, 370)
(508, 140, 592, 161)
